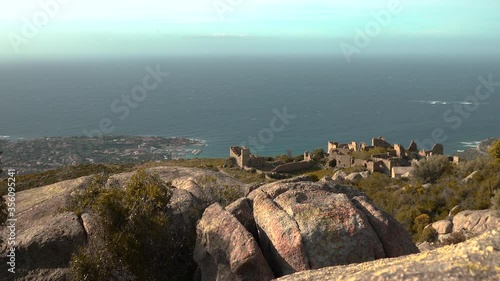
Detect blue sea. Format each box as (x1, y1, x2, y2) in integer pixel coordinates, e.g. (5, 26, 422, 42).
(1, 55, 499, 158)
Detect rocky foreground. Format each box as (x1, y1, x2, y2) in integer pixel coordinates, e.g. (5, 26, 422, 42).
(0, 167, 499, 280)
(275, 230, 500, 281)
(194, 178, 419, 280)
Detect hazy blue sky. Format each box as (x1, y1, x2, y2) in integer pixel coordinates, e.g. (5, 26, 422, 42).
(1, 0, 499, 57)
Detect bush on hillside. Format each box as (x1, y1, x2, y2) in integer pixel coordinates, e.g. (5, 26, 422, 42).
(311, 148, 325, 161)
(492, 190, 500, 212)
(69, 170, 197, 281)
(456, 156, 490, 178)
(413, 214, 431, 238)
(354, 155, 499, 242)
(412, 155, 452, 184)
(223, 157, 237, 168)
(418, 226, 437, 243)
(488, 139, 500, 163)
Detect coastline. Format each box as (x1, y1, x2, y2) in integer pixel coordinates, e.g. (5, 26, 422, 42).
(0, 135, 208, 175)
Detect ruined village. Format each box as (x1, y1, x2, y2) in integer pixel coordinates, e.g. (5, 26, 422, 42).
(229, 136, 460, 180)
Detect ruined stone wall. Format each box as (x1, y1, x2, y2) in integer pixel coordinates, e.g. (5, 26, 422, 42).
(391, 167, 414, 178)
(394, 144, 406, 158)
(348, 142, 358, 152)
(230, 146, 265, 168)
(230, 146, 242, 158)
(333, 154, 353, 169)
(407, 140, 418, 152)
(354, 159, 369, 167)
(304, 151, 312, 162)
(372, 137, 392, 149)
(247, 155, 266, 168)
(328, 142, 338, 154)
(369, 158, 398, 175)
(229, 146, 244, 168)
(272, 161, 316, 173)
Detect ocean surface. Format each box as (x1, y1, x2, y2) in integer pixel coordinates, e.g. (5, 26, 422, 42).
(1, 55, 499, 158)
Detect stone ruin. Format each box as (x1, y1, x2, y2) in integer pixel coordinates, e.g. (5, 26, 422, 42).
(304, 151, 312, 162)
(407, 140, 418, 153)
(419, 143, 444, 158)
(327, 136, 447, 178)
(372, 137, 392, 149)
(229, 146, 266, 169)
(328, 142, 350, 154)
(229, 147, 316, 173)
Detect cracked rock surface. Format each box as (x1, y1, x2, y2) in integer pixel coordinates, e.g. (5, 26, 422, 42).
(195, 180, 419, 280)
(275, 230, 500, 281)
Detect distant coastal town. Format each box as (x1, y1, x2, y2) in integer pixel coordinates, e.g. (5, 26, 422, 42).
(0, 136, 206, 174)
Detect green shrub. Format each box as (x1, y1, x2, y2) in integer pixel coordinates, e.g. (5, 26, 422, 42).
(488, 139, 500, 163)
(309, 174, 320, 182)
(224, 157, 237, 168)
(492, 190, 500, 212)
(351, 154, 500, 242)
(414, 214, 431, 238)
(418, 227, 437, 243)
(311, 148, 325, 161)
(412, 155, 452, 184)
(456, 156, 490, 178)
(69, 170, 196, 281)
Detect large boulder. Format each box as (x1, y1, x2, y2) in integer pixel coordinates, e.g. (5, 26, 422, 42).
(14, 212, 86, 269)
(431, 220, 453, 235)
(226, 198, 258, 238)
(171, 178, 204, 200)
(332, 171, 347, 181)
(268, 186, 386, 268)
(419, 209, 499, 252)
(452, 209, 500, 236)
(246, 181, 417, 278)
(352, 196, 419, 257)
(274, 230, 500, 281)
(0, 167, 247, 281)
(194, 204, 274, 281)
(345, 172, 363, 182)
(253, 191, 310, 276)
(108, 166, 247, 205)
(167, 187, 204, 227)
(0, 176, 92, 280)
(108, 166, 244, 192)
